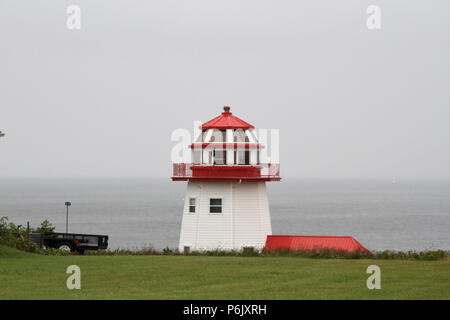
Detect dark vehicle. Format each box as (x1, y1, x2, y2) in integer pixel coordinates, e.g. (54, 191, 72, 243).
(30, 232, 108, 254)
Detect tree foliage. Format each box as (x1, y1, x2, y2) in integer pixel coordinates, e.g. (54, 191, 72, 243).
(36, 219, 55, 233)
(1, 217, 56, 252)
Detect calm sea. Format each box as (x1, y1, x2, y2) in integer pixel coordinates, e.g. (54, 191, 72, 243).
(0, 178, 448, 251)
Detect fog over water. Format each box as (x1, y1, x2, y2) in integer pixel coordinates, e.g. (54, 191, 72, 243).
(1, 178, 448, 251)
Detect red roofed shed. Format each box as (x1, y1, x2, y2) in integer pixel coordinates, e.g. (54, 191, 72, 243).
(265, 235, 370, 253)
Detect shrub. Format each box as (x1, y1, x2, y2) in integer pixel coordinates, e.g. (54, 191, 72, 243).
(82, 245, 448, 260)
(0, 217, 37, 253)
(38, 248, 72, 256)
(85, 246, 162, 256)
(0, 217, 60, 253)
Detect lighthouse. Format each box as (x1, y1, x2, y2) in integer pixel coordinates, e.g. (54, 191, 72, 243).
(172, 106, 280, 252)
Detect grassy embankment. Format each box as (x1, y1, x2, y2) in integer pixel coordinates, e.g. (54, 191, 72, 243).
(0, 245, 449, 300)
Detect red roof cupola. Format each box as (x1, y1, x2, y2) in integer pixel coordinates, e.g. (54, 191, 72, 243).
(200, 106, 254, 130)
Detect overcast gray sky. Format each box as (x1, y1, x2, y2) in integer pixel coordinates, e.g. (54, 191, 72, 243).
(0, 0, 448, 180)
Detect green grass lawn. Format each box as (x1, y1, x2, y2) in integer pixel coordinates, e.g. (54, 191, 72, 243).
(0, 245, 449, 299)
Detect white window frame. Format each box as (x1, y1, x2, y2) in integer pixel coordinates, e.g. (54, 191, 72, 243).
(188, 197, 196, 214)
(209, 198, 223, 214)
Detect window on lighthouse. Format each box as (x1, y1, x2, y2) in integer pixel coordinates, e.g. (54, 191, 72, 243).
(233, 130, 249, 143)
(213, 150, 226, 165)
(189, 198, 196, 213)
(209, 129, 226, 142)
(235, 150, 250, 165)
(209, 198, 222, 213)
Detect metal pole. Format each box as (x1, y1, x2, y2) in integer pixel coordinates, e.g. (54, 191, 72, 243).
(66, 205, 69, 234)
(27, 221, 30, 245)
(65, 201, 71, 235)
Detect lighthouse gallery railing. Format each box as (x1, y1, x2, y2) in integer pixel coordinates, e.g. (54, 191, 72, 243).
(172, 163, 280, 180)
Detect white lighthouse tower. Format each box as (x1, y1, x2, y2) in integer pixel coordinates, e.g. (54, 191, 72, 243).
(172, 106, 280, 252)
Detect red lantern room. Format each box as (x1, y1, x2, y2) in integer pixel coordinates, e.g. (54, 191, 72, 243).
(172, 106, 280, 182)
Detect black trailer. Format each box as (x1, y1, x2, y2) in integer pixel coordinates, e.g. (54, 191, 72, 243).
(30, 232, 108, 254)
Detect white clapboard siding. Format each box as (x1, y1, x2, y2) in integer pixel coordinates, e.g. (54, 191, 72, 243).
(178, 181, 272, 251)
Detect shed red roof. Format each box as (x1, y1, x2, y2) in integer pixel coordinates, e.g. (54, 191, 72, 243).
(201, 106, 254, 130)
(265, 235, 370, 253)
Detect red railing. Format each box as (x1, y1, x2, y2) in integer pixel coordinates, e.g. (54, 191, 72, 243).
(172, 163, 280, 181)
